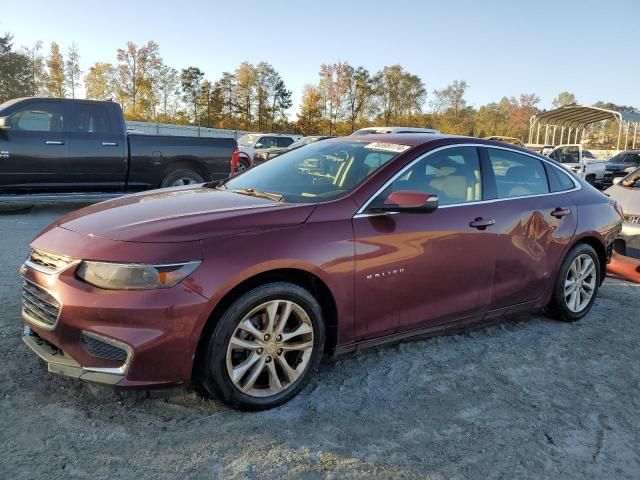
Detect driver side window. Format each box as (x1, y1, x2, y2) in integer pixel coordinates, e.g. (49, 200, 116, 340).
(385, 147, 482, 206)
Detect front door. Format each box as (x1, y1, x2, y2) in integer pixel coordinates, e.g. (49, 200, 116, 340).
(352, 146, 497, 340)
(0, 100, 69, 190)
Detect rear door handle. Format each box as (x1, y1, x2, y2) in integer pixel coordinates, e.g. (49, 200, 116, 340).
(551, 207, 571, 218)
(469, 217, 495, 230)
(45, 140, 64, 145)
(101, 141, 118, 146)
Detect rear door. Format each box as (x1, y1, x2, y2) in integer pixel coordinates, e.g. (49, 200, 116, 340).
(483, 147, 578, 309)
(67, 102, 126, 190)
(0, 100, 69, 190)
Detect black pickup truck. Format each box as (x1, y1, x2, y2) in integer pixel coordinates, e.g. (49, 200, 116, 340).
(0, 98, 237, 194)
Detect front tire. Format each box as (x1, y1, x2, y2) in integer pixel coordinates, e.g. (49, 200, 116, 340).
(545, 243, 601, 322)
(199, 283, 325, 410)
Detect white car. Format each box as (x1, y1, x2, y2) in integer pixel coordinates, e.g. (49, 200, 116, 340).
(546, 144, 606, 186)
(236, 134, 302, 172)
(606, 169, 640, 258)
(351, 126, 440, 136)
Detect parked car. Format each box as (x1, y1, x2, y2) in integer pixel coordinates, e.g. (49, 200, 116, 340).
(546, 144, 606, 186)
(0, 98, 237, 193)
(351, 126, 440, 135)
(601, 150, 640, 187)
(21, 134, 622, 410)
(234, 133, 302, 172)
(253, 135, 335, 164)
(605, 168, 640, 258)
(484, 136, 524, 146)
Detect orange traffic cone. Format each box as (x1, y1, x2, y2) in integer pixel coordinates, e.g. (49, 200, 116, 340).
(607, 251, 640, 284)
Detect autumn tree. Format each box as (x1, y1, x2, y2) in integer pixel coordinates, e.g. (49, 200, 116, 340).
(116, 41, 161, 118)
(431, 80, 475, 135)
(84, 62, 116, 101)
(22, 41, 45, 96)
(552, 91, 577, 108)
(319, 62, 351, 135)
(155, 64, 179, 120)
(372, 65, 426, 125)
(344, 66, 372, 133)
(271, 76, 292, 131)
(45, 42, 66, 97)
(66, 43, 81, 99)
(297, 85, 323, 135)
(180, 66, 204, 124)
(0, 34, 31, 102)
(217, 72, 237, 129)
(234, 62, 257, 130)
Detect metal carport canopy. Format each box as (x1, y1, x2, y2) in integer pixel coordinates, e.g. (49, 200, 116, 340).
(529, 104, 640, 149)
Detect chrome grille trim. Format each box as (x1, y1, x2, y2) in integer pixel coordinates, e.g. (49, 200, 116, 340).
(26, 249, 76, 275)
(21, 278, 62, 330)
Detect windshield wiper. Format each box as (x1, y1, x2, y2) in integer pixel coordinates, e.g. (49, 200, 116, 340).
(231, 188, 284, 202)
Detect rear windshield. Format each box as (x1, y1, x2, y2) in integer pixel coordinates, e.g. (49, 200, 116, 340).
(222, 140, 409, 203)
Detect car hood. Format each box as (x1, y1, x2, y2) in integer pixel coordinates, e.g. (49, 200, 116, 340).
(605, 162, 632, 171)
(58, 186, 316, 243)
(605, 185, 640, 213)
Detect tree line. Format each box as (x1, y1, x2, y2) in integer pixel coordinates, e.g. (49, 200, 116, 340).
(0, 33, 637, 148)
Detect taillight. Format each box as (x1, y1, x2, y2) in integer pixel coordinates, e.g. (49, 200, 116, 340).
(229, 148, 240, 177)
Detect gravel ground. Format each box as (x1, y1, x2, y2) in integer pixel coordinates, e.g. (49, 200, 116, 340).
(1, 205, 639, 480)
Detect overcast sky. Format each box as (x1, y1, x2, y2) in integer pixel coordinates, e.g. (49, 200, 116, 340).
(4, 0, 639, 113)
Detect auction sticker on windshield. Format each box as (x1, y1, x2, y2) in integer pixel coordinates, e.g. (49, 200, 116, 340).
(365, 142, 411, 153)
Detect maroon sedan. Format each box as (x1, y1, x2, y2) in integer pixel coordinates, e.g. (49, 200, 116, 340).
(21, 135, 623, 410)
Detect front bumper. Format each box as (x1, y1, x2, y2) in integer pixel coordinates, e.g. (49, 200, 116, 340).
(20, 252, 211, 389)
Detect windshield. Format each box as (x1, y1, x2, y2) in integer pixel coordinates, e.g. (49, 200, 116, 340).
(621, 169, 640, 188)
(222, 140, 408, 203)
(237, 134, 262, 147)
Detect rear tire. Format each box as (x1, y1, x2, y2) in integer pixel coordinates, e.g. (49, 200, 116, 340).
(160, 168, 205, 188)
(235, 158, 250, 173)
(199, 282, 325, 411)
(545, 243, 601, 322)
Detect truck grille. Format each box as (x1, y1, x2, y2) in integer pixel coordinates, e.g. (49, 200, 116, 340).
(624, 214, 640, 225)
(22, 279, 61, 328)
(27, 249, 74, 274)
(81, 332, 128, 362)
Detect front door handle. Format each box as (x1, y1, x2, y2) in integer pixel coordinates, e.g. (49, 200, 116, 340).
(469, 217, 495, 230)
(45, 140, 64, 145)
(101, 141, 118, 146)
(551, 207, 571, 218)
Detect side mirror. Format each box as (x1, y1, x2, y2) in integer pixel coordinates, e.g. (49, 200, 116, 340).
(0, 117, 10, 129)
(255, 143, 264, 149)
(613, 177, 624, 185)
(380, 190, 439, 213)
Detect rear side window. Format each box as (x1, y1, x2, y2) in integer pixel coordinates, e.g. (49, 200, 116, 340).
(9, 102, 65, 132)
(276, 137, 294, 147)
(544, 162, 576, 192)
(625, 153, 640, 165)
(487, 148, 549, 198)
(72, 104, 114, 134)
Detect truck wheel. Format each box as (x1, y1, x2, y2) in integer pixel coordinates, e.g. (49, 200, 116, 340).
(161, 169, 204, 188)
(199, 282, 325, 410)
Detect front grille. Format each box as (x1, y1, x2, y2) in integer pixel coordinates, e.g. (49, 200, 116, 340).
(82, 333, 128, 362)
(22, 279, 61, 327)
(27, 249, 74, 274)
(624, 214, 640, 225)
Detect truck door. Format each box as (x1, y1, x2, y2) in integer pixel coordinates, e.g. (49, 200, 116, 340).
(0, 100, 69, 190)
(67, 101, 126, 190)
(548, 144, 584, 178)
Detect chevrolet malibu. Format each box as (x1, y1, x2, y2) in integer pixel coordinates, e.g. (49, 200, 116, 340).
(21, 134, 623, 410)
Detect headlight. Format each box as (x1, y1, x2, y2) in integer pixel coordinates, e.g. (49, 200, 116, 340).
(255, 152, 268, 160)
(76, 260, 201, 290)
(624, 166, 636, 173)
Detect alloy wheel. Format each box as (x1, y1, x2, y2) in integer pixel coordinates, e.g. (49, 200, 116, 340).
(226, 300, 314, 397)
(564, 254, 597, 312)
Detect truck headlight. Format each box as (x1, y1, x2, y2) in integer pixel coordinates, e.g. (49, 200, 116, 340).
(76, 260, 201, 290)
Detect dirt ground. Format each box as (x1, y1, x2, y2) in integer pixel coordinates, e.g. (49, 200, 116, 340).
(1, 205, 639, 479)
